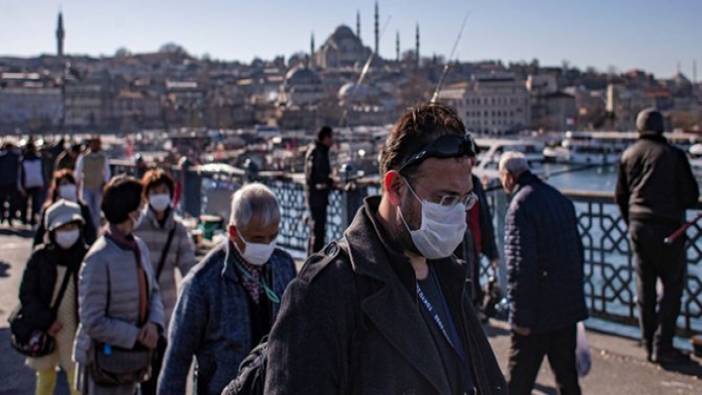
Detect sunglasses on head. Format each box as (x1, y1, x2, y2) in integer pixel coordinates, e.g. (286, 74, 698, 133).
(398, 134, 477, 173)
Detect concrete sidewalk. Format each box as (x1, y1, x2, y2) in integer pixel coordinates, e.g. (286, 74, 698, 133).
(0, 227, 700, 394)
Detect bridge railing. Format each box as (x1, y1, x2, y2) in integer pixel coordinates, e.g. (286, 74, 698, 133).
(111, 161, 702, 336)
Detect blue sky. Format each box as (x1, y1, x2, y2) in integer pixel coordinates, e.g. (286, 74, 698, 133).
(1, 0, 700, 78)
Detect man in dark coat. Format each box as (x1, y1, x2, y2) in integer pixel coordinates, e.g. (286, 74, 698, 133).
(615, 108, 699, 364)
(0, 142, 21, 226)
(500, 152, 588, 395)
(304, 126, 334, 255)
(265, 103, 507, 395)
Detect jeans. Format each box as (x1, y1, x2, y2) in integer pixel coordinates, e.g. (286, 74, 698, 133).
(629, 219, 686, 354)
(81, 187, 102, 229)
(23, 187, 44, 226)
(508, 324, 581, 395)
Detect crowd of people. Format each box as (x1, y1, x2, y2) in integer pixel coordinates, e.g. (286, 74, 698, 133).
(7, 104, 699, 395)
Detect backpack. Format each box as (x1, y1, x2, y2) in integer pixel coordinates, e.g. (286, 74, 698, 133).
(221, 239, 364, 395)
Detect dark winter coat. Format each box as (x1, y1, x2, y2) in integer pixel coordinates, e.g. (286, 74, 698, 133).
(615, 134, 699, 225)
(18, 242, 88, 332)
(264, 196, 507, 395)
(504, 171, 588, 333)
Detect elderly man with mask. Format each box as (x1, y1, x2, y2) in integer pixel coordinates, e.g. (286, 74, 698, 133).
(157, 183, 296, 395)
(499, 152, 587, 395)
(265, 103, 506, 395)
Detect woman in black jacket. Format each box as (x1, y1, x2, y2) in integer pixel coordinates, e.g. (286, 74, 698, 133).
(19, 199, 89, 395)
(33, 169, 97, 247)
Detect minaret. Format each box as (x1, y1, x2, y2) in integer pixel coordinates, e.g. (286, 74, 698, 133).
(415, 23, 420, 68)
(356, 10, 361, 40)
(395, 31, 400, 62)
(374, 2, 379, 55)
(310, 32, 315, 68)
(56, 11, 65, 57)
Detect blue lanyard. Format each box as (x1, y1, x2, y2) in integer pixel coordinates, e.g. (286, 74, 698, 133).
(416, 281, 466, 362)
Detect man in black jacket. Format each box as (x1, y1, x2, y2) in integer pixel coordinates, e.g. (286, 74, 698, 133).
(265, 103, 506, 395)
(615, 108, 699, 364)
(305, 126, 334, 255)
(500, 152, 587, 395)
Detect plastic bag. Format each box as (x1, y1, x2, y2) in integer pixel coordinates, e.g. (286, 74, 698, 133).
(576, 321, 592, 377)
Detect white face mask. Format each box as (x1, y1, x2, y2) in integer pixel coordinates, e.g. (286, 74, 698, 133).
(239, 234, 276, 266)
(55, 228, 80, 249)
(399, 180, 467, 260)
(149, 193, 171, 212)
(58, 184, 77, 202)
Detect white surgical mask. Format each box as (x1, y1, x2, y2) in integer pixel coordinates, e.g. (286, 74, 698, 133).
(149, 193, 171, 212)
(55, 229, 80, 249)
(239, 234, 276, 266)
(58, 184, 77, 202)
(399, 180, 467, 260)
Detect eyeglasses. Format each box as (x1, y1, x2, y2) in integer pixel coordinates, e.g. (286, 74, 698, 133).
(439, 191, 478, 211)
(406, 178, 479, 211)
(398, 134, 477, 173)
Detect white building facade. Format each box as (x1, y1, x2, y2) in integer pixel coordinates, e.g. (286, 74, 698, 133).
(439, 74, 531, 135)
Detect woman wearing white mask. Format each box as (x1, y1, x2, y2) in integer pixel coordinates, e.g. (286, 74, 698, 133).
(19, 199, 88, 395)
(133, 169, 196, 395)
(73, 175, 164, 395)
(34, 169, 98, 247)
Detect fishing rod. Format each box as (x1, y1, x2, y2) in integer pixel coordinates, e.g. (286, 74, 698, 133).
(340, 15, 392, 127)
(430, 12, 470, 104)
(664, 213, 702, 244)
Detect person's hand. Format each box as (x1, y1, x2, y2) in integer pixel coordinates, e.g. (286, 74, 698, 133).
(47, 321, 63, 336)
(138, 322, 159, 349)
(512, 324, 531, 336)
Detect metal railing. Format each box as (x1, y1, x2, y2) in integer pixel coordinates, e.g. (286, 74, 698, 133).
(112, 161, 702, 336)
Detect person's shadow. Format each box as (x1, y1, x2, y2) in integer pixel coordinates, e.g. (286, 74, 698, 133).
(0, 227, 34, 238)
(657, 358, 702, 379)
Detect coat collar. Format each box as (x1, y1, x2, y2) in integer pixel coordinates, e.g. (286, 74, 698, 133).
(343, 196, 462, 394)
(144, 206, 174, 230)
(513, 170, 539, 195)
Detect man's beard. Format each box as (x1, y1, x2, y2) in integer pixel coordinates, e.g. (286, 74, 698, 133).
(395, 191, 421, 256)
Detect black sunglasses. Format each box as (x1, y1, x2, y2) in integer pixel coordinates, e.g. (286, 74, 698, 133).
(398, 134, 477, 173)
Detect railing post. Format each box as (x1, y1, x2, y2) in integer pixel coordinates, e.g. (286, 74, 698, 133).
(182, 168, 202, 219)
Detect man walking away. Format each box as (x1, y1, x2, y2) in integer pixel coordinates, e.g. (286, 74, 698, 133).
(615, 108, 699, 364)
(0, 142, 21, 226)
(74, 137, 110, 229)
(19, 142, 45, 226)
(500, 152, 588, 395)
(304, 126, 334, 255)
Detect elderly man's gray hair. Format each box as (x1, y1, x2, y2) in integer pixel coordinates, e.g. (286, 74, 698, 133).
(499, 151, 530, 176)
(229, 183, 281, 228)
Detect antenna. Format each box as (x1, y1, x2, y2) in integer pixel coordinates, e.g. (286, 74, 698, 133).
(430, 12, 470, 104)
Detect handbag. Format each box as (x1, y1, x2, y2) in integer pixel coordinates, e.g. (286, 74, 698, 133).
(8, 266, 73, 358)
(89, 246, 153, 385)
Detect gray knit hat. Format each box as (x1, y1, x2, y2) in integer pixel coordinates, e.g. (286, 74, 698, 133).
(636, 108, 665, 135)
(45, 199, 84, 231)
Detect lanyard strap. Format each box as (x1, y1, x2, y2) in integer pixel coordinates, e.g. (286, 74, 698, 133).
(417, 283, 453, 346)
(235, 262, 281, 304)
(416, 282, 466, 362)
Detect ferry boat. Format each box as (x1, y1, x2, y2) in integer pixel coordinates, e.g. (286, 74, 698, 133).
(472, 138, 545, 183)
